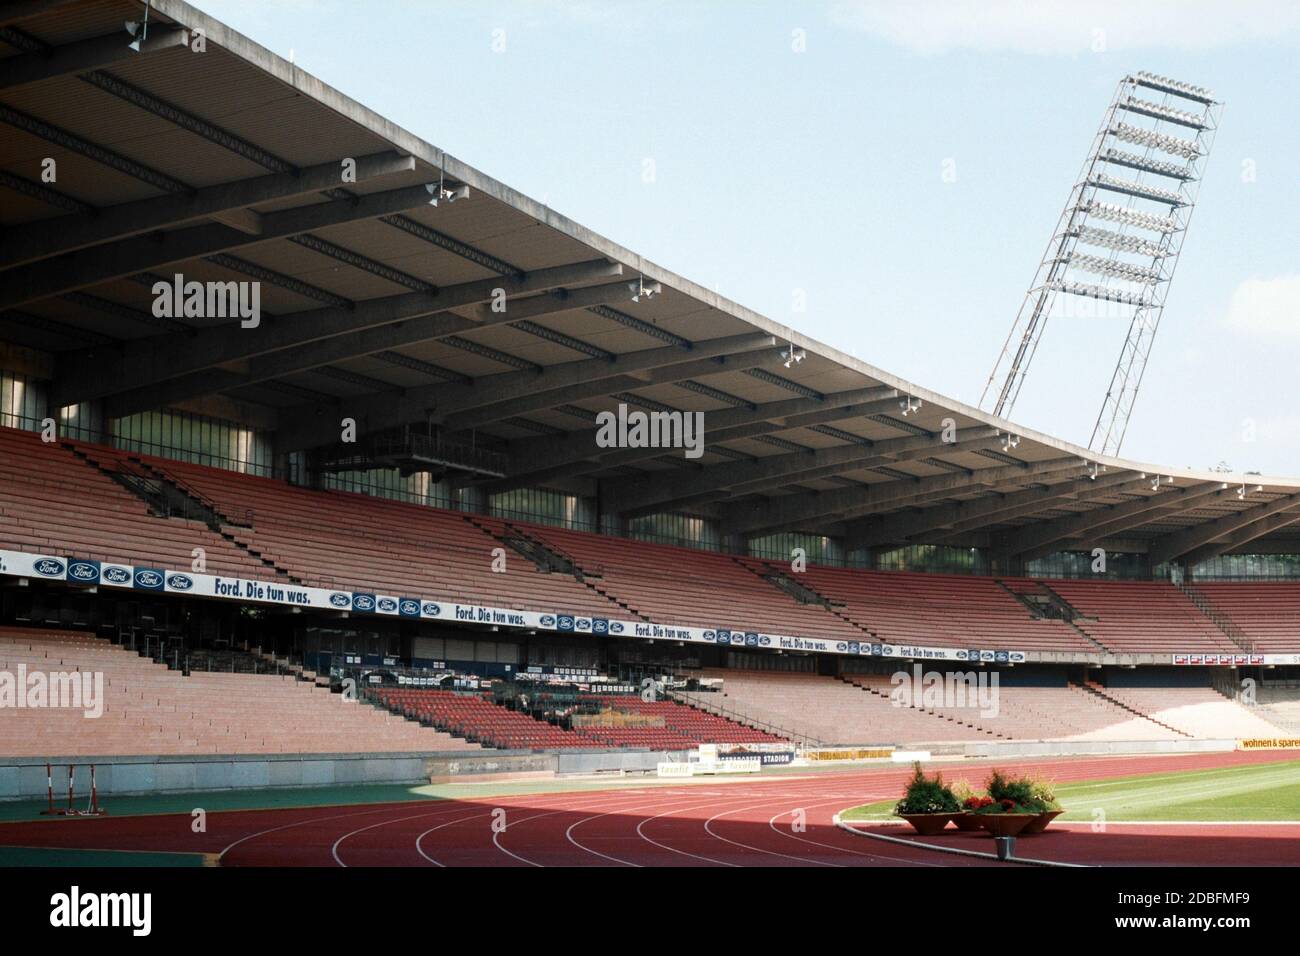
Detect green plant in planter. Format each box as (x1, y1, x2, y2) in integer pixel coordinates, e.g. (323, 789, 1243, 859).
(895, 763, 960, 815)
(1028, 774, 1062, 811)
(982, 769, 1052, 812)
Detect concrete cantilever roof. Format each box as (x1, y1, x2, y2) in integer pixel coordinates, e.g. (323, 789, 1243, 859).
(3, 0, 1299, 569)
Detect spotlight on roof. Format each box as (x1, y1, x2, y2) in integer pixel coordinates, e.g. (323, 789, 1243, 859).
(1000, 432, 1020, 451)
(628, 277, 661, 303)
(125, 13, 150, 52)
(1087, 461, 1106, 480)
(425, 182, 470, 206)
(899, 396, 922, 417)
(781, 342, 806, 368)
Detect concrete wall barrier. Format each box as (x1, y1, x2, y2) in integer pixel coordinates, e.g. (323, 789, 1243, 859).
(0, 747, 696, 800)
(1, 752, 448, 801)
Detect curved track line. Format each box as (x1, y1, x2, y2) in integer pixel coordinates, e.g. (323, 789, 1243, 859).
(760, 798, 949, 867)
(332, 803, 478, 867)
(562, 791, 734, 867)
(834, 815, 1089, 867)
(701, 798, 849, 867)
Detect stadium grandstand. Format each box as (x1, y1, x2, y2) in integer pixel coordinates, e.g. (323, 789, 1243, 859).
(0, 0, 1297, 812)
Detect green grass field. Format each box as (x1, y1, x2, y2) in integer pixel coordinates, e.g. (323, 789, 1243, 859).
(841, 758, 1300, 823)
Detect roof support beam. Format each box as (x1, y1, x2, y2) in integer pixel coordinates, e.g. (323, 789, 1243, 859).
(720, 457, 1086, 536)
(480, 387, 901, 491)
(602, 428, 1000, 516)
(1182, 504, 1300, 566)
(274, 333, 777, 453)
(1019, 489, 1234, 563)
(54, 258, 621, 407)
(99, 280, 633, 418)
(0, 181, 442, 312)
(438, 340, 778, 434)
(0, 101, 189, 194)
(0, 2, 85, 28)
(841, 471, 1140, 546)
(995, 480, 1228, 558)
(1148, 493, 1300, 566)
(0, 26, 189, 93)
(1055, 491, 1233, 557)
(0, 151, 415, 269)
(483, 385, 899, 489)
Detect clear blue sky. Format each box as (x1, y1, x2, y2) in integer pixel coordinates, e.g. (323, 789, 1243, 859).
(195, 1, 1300, 476)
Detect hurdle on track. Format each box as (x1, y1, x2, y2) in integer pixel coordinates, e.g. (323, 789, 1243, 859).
(39, 763, 106, 816)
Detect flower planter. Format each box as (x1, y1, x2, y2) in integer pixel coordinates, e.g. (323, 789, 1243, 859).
(1020, 810, 1064, 834)
(952, 812, 985, 832)
(976, 813, 1037, 838)
(898, 813, 955, 835)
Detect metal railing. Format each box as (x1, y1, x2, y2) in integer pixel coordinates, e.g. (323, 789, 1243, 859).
(666, 688, 822, 749)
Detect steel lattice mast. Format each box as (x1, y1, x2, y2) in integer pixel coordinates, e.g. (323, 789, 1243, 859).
(980, 72, 1222, 456)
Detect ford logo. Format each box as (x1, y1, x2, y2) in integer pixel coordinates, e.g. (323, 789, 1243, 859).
(703, 630, 715, 639)
(329, 593, 351, 608)
(591, 619, 608, 634)
(716, 633, 731, 645)
(166, 574, 194, 591)
(836, 643, 847, 652)
(399, 599, 419, 615)
(422, 602, 441, 616)
(68, 561, 99, 582)
(352, 594, 375, 611)
(609, 622, 623, 634)
(377, 597, 398, 613)
(539, 615, 556, 628)
(103, 567, 131, 584)
(134, 569, 163, 589)
(746, 634, 759, 646)
(33, 558, 65, 577)
(759, 635, 771, 646)
(575, 618, 591, 631)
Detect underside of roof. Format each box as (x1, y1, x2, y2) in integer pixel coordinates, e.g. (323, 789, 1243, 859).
(3, 0, 1299, 566)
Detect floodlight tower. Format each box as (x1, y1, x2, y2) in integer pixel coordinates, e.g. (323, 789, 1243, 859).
(980, 72, 1222, 456)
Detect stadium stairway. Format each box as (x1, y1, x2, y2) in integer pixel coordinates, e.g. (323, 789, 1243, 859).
(1082, 682, 1288, 739)
(0, 628, 479, 756)
(1073, 682, 1190, 737)
(1175, 581, 1253, 652)
(841, 674, 1006, 739)
(997, 578, 1110, 653)
(464, 516, 648, 621)
(1181, 581, 1300, 653)
(733, 557, 881, 641)
(1255, 686, 1300, 733)
(62, 440, 299, 584)
(0, 429, 269, 581)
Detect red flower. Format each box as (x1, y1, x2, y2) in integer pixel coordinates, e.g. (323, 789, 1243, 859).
(1000, 799, 1015, 811)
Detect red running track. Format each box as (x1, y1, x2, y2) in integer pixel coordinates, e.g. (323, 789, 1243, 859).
(0, 751, 1295, 867)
